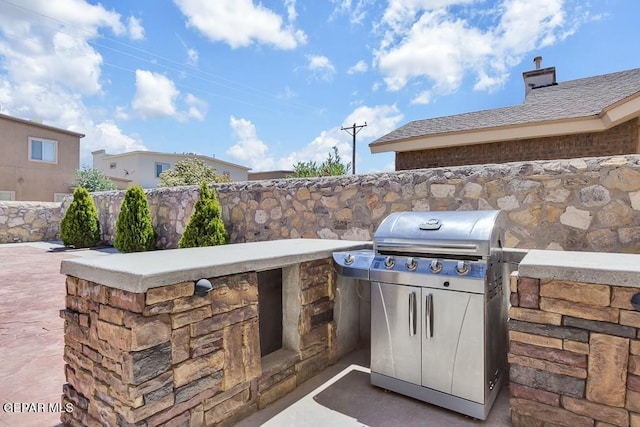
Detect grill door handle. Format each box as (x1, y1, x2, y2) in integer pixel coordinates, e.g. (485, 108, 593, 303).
(425, 293, 433, 339)
(409, 292, 416, 336)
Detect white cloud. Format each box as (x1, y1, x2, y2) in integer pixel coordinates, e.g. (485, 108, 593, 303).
(285, 0, 298, 21)
(277, 86, 297, 100)
(226, 116, 274, 171)
(347, 60, 368, 74)
(187, 48, 199, 67)
(127, 16, 145, 40)
(330, 0, 375, 25)
(184, 93, 207, 121)
(375, 0, 590, 94)
(225, 105, 403, 172)
(0, 0, 147, 165)
(411, 90, 431, 105)
(83, 121, 147, 167)
(132, 70, 179, 119)
(173, 0, 307, 49)
(0, 30, 104, 96)
(307, 55, 336, 82)
(131, 71, 208, 122)
(114, 106, 129, 120)
(342, 105, 404, 140)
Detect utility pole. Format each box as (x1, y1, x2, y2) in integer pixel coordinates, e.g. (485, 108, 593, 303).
(341, 122, 367, 174)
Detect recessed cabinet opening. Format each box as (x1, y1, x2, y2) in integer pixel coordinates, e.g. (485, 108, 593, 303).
(257, 268, 283, 357)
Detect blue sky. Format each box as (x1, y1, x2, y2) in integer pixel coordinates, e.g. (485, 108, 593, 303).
(0, 0, 638, 174)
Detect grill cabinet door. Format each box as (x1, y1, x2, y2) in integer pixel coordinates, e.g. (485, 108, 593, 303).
(371, 282, 421, 385)
(422, 288, 485, 403)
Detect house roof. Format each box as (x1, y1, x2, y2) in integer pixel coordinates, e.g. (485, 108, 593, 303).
(93, 150, 251, 171)
(0, 113, 85, 138)
(370, 68, 640, 153)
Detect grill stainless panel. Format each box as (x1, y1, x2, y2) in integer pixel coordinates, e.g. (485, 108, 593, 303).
(333, 210, 507, 420)
(373, 210, 504, 257)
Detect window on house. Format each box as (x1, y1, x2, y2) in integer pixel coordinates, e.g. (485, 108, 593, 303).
(0, 191, 15, 201)
(155, 162, 170, 177)
(110, 162, 117, 169)
(29, 137, 57, 163)
(54, 193, 69, 203)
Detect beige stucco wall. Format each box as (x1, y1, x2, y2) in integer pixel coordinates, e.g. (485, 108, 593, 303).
(93, 151, 249, 188)
(0, 116, 80, 201)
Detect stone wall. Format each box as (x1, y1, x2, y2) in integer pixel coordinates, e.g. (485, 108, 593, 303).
(509, 265, 640, 426)
(0, 201, 61, 243)
(396, 118, 640, 170)
(82, 154, 640, 253)
(60, 257, 337, 426)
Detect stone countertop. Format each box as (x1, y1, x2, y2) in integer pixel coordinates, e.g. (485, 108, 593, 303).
(519, 249, 640, 287)
(60, 239, 372, 293)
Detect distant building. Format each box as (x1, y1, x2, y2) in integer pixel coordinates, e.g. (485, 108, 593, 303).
(0, 113, 83, 201)
(370, 58, 640, 170)
(248, 170, 294, 180)
(92, 150, 250, 188)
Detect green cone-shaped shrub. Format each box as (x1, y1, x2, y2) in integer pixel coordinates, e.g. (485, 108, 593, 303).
(179, 182, 228, 248)
(60, 186, 100, 248)
(114, 185, 156, 253)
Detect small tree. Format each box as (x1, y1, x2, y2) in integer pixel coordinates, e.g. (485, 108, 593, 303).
(291, 146, 351, 177)
(114, 185, 156, 252)
(179, 182, 228, 248)
(74, 167, 116, 192)
(60, 187, 101, 248)
(158, 157, 231, 187)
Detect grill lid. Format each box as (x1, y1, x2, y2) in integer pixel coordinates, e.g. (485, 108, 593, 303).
(373, 210, 504, 257)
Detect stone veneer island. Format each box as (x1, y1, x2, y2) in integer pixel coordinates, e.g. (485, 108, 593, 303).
(510, 250, 640, 426)
(58, 239, 369, 426)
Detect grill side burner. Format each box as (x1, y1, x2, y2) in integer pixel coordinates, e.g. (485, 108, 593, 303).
(333, 210, 507, 420)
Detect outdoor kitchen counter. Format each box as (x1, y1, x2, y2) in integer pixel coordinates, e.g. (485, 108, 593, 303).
(518, 249, 640, 287)
(60, 238, 371, 293)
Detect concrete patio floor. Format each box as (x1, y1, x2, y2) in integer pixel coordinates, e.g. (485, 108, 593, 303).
(0, 242, 115, 427)
(0, 242, 512, 427)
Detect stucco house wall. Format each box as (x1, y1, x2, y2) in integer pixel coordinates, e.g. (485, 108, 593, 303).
(93, 150, 250, 188)
(0, 114, 82, 201)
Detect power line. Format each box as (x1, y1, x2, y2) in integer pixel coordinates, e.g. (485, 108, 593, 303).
(341, 122, 367, 175)
(0, 0, 321, 114)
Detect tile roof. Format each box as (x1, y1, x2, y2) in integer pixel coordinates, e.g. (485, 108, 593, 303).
(371, 68, 640, 145)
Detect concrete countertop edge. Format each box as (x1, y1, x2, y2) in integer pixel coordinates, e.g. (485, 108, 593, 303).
(519, 249, 640, 288)
(60, 239, 372, 293)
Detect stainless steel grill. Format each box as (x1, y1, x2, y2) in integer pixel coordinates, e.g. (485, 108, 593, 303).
(333, 210, 507, 420)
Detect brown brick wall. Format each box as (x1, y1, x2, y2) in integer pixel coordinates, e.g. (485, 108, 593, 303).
(396, 118, 640, 170)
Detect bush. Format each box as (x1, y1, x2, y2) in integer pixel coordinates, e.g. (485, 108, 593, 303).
(74, 167, 116, 192)
(179, 182, 228, 248)
(158, 157, 231, 187)
(114, 185, 156, 253)
(60, 187, 101, 248)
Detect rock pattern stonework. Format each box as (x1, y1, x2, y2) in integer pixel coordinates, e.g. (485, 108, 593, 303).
(0, 201, 61, 243)
(6, 155, 640, 251)
(509, 272, 640, 427)
(69, 155, 640, 252)
(60, 258, 337, 426)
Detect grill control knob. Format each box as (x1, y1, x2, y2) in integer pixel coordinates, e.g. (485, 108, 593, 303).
(406, 257, 417, 271)
(384, 256, 395, 269)
(429, 259, 442, 273)
(456, 261, 469, 275)
(344, 254, 354, 266)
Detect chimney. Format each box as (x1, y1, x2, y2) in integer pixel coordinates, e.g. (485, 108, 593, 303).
(533, 56, 542, 70)
(522, 56, 557, 96)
